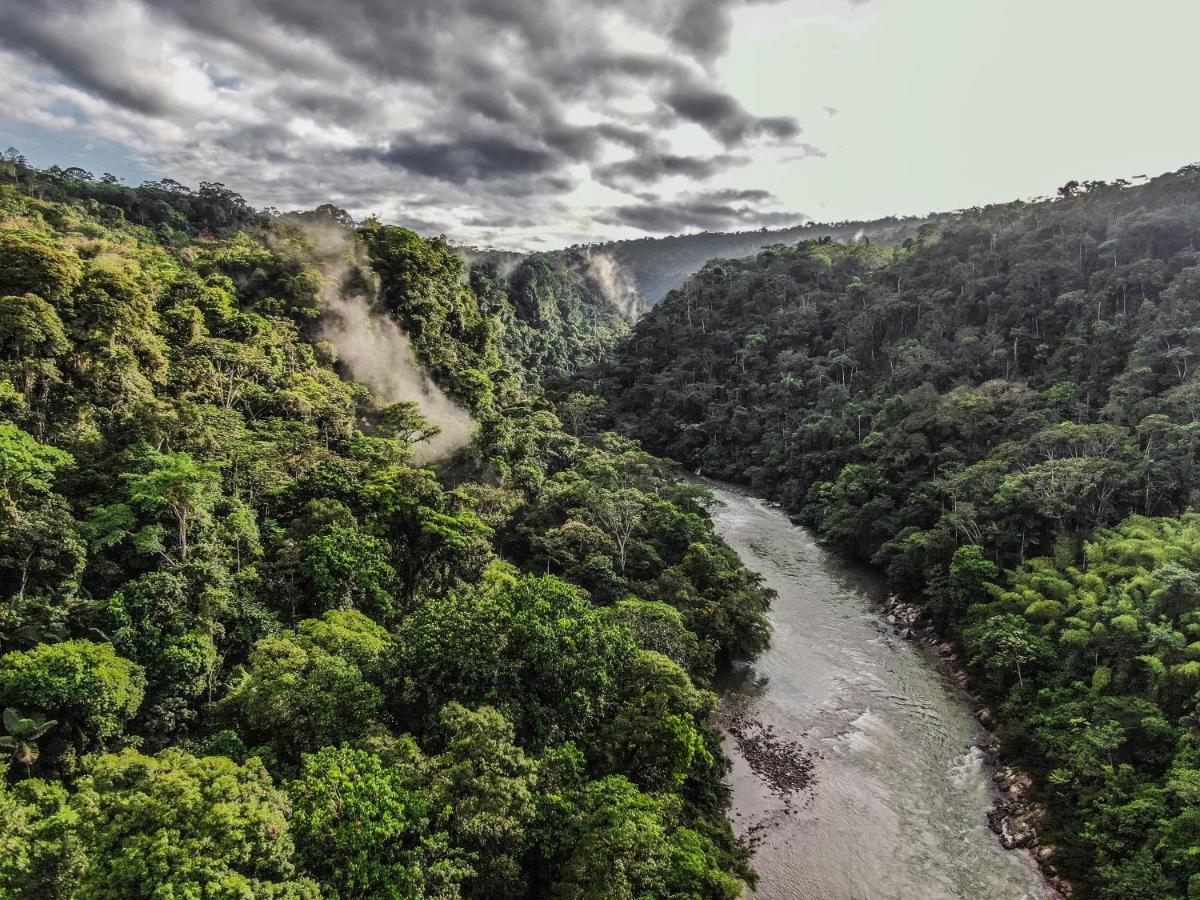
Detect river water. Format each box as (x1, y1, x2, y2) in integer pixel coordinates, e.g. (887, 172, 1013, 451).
(707, 482, 1048, 900)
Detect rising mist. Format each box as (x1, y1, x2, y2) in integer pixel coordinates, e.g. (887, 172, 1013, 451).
(286, 213, 477, 462)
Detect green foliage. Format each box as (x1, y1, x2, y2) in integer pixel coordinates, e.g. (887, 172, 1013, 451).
(0, 640, 144, 758)
(546, 775, 742, 900)
(71, 749, 318, 898)
(429, 702, 538, 897)
(482, 252, 634, 389)
(1, 707, 57, 773)
(401, 574, 634, 747)
(0, 421, 71, 502)
(0, 162, 764, 897)
(300, 523, 399, 622)
(604, 599, 710, 677)
(361, 223, 492, 407)
(88, 571, 219, 744)
(0, 777, 86, 899)
(596, 167, 1200, 897)
(222, 610, 391, 763)
(964, 613, 1051, 690)
(289, 745, 466, 899)
(598, 650, 716, 790)
(119, 449, 225, 561)
(0, 228, 83, 302)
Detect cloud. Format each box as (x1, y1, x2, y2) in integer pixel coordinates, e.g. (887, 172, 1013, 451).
(602, 188, 805, 233)
(596, 152, 751, 188)
(355, 136, 560, 182)
(0, 0, 825, 243)
(663, 83, 802, 145)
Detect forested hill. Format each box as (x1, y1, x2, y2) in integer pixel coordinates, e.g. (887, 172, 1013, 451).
(0, 158, 773, 898)
(575, 213, 938, 305)
(587, 164, 1200, 898)
(464, 247, 639, 387)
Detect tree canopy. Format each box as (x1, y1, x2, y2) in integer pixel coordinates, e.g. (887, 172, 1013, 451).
(0, 158, 764, 898)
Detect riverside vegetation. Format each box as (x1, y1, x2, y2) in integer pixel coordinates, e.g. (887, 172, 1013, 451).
(7, 148, 1200, 900)
(588, 166, 1200, 899)
(0, 155, 773, 899)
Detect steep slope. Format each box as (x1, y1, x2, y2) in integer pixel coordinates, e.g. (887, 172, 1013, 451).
(465, 248, 637, 389)
(590, 165, 1200, 898)
(0, 161, 769, 898)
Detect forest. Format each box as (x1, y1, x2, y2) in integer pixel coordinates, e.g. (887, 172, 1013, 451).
(588, 167, 1200, 899)
(0, 157, 773, 898)
(576, 213, 937, 306)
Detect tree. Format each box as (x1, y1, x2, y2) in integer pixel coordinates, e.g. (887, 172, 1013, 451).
(0, 421, 71, 507)
(0, 230, 82, 302)
(0, 423, 82, 610)
(288, 745, 467, 899)
(598, 650, 716, 790)
(590, 485, 644, 575)
(221, 610, 390, 761)
(300, 523, 398, 622)
(930, 544, 999, 627)
(1, 707, 57, 776)
(0, 640, 144, 757)
(429, 703, 536, 898)
(400, 575, 634, 746)
(965, 614, 1050, 690)
(604, 599, 710, 677)
(547, 776, 741, 900)
(0, 293, 68, 360)
(359, 464, 492, 603)
(379, 401, 441, 446)
(121, 449, 225, 561)
(89, 571, 220, 744)
(556, 392, 606, 438)
(70, 749, 318, 898)
(0, 777, 86, 899)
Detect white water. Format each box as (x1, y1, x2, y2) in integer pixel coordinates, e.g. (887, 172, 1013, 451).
(707, 483, 1049, 900)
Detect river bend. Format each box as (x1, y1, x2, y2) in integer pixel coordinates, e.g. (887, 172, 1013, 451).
(708, 483, 1048, 900)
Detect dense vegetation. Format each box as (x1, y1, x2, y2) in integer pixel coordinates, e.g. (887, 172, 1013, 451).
(0, 157, 772, 898)
(591, 167, 1200, 898)
(580, 213, 938, 305)
(466, 248, 636, 390)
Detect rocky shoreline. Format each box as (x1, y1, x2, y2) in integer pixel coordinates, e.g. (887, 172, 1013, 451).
(880, 595, 1073, 899)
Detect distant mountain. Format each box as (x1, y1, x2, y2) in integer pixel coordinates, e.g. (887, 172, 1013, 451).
(573, 214, 943, 305)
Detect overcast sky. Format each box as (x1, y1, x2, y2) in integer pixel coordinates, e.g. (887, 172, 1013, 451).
(1, 0, 1197, 249)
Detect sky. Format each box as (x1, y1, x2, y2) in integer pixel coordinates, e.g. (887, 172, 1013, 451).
(1, 0, 1197, 249)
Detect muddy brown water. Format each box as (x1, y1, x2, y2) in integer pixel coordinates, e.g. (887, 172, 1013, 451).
(707, 482, 1049, 900)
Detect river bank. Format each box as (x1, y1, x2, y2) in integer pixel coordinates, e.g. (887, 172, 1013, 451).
(879, 594, 1073, 899)
(705, 481, 1050, 899)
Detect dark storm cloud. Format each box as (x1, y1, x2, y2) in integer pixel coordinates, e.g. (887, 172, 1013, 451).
(668, 0, 736, 57)
(597, 153, 751, 186)
(664, 84, 803, 145)
(603, 188, 803, 233)
(0, 0, 823, 241)
(358, 137, 560, 182)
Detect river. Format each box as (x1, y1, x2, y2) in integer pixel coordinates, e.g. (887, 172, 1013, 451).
(706, 482, 1049, 900)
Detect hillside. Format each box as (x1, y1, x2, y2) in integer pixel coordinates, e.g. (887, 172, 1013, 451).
(588, 166, 1200, 899)
(576, 214, 940, 305)
(465, 248, 639, 388)
(0, 160, 770, 898)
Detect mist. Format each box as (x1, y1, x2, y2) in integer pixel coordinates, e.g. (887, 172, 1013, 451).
(286, 213, 477, 462)
(320, 291, 476, 461)
(583, 250, 641, 321)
